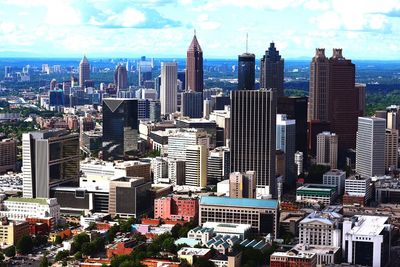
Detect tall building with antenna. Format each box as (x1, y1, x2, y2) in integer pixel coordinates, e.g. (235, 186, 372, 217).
(238, 34, 255, 90)
(260, 42, 284, 97)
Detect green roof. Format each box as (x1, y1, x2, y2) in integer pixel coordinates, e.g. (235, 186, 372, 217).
(6, 197, 48, 205)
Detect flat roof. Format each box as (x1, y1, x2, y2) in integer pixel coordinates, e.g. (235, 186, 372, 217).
(348, 215, 389, 236)
(200, 196, 278, 209)
(6, 197, 48, 205)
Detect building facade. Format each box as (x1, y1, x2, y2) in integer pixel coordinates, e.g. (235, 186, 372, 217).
(186, 33, 203, 92)
(238, 53, 255, 90)
(160, 62, 177, 115)
(316, 132, 338, 169)
(260, 42, 284, 97)
(154, 196, 199, 222)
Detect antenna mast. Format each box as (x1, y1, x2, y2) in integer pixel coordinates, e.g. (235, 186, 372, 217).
(246, 33, 248, 53)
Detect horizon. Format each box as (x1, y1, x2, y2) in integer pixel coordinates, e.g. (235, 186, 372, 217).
(1, 1, 400, 60)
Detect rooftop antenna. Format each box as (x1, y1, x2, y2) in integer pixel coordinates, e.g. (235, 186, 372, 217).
(246, 33, 248, 53)
(194, 29, 196, 36)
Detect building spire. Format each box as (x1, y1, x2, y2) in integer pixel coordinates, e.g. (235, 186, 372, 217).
(194, 29, 196, 36)
(246, 33, 248, 53)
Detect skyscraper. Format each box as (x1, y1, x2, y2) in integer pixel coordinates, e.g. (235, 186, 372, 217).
(260, 42, 284, 97)
(276, 114, 296, 185)
(22, 129, 80, 198)
(385, 128, 398, 171)
(102, 98, 139, 160)
(181, 91, 203, 118)
(138, 56, 152, 86)
(238, 53, 255, 90)
(229, 171, 256, 199)
(230, 89, 277, 197)
(160, 62, 177, 115)
(185, 145, 207, 187)
(316, 131, 338, 169)
(356, 117, 385, 178)
(114, 64, 128, 91)
(79, 55, 90, 88)
(185, 33, 203, 92)
(308, 48, 330, 122)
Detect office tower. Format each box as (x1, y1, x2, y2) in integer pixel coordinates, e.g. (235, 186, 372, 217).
(323, 169, 346, 195)
(50, 79, 57, 91)
(182, 91, 203, 118)
(22, 130, 80, 198)
(79, 55, 90, 87)
(108, 177, 151, 218)
(167, 129, 208, 161)
(385, 128, 398, 171)
(229, 171, 256, 198)
(0, 139, 16, 174)
(160, 62, 177, 115)
(308, 49, 330, 122)
(356, 117, 385, 178)
(102, 98, 138, 160)
(260, 42, 284, 97)
(138, 56, 152, 86)
(230, 89, 276, 197)
(4, 66, 12, 78)
(152, 157, 168, 184)
(177, 71, 186, 90)
(137, 99, 150, 120)
(316, 132, 338, 169)
(344, 174, 372, 205)
(276, 114, 296, 185)
(114, 64, 128, 91)
(186, 33, 203, 92)
(375, 110, 387, 120)
(207, 147, 230, 185)
(294, 151, 303, 176)
(149, 100, 161, 122)
(71, 75, 78, 87)
(154, 75, 161, 99)
(356, 83, 366, 116)
(275, 150, 285, 178)
(238, 52, 255, 90)
(203, 99, 210, 119)
(342, 215, 391, 267)
(278, 96, 308, 166)
(386, 105, 400, 130)
(168, 159, 185, 186)
(328, 49, 359, 150)
(185, 145, 207, 187)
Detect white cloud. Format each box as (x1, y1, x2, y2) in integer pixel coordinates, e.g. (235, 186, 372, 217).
(194, 14, 221, 30)
(89, 7, 146, 28)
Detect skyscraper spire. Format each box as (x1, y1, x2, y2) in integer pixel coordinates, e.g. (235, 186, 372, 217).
(186, 32, 203, 92)
(246, 33, 248, 53)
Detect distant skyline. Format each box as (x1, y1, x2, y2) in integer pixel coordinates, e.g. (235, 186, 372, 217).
(1, 0, 400, 59)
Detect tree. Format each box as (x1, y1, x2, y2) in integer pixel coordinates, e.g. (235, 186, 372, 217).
(55, 250, 70, 262)
(72, 233, 90, 251)
(193, 257, 215, 267)
(74, 252, 82, 261)
(4, 246, 15, 257)
(81, 242, 94, 256)
(0, 253, 4, 262)
(16, 236, 33, 255)
(54, 235, 63, 245)
(86, 222, 97, 231)
(161, 237, 177, 253)
(39, 255, 49, 267)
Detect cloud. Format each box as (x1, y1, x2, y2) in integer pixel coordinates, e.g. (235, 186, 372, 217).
(194, 14, 221, 30)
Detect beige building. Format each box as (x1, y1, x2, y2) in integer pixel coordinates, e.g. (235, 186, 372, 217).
(229, 171, 256, 199)
(316, 131, 338, 169)
(185, 145, 207, 188)
(0, 219, 29, 246)
(385, 128, 398, 171)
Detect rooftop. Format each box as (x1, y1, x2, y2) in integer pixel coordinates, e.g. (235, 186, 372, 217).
(297, 184, 337, 192)
(200, 196, 278, 209)
(301, 211, 342, 225)
(6, 197, 48, 205)
(293, 244, 341, 254)
(347, 215, 389, 236)
(177, 247, 210, 256)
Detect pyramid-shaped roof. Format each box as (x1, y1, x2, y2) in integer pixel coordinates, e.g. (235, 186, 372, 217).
(80, 55, 89, 64)
(188, 34, 202, 52)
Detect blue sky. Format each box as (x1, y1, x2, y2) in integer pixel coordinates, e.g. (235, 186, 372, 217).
(1, 0, 400, 59)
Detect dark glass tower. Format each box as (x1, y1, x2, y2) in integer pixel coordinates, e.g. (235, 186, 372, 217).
(260, 43, 284, 97)
(102, 98, 138, 161)
(238, 53, 255, 90)
(230, 89, 277, 197)
(182, 91, 203, 118)
(114, 64, 128, 91)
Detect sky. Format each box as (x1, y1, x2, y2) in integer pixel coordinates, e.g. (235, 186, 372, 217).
(1, 0, 400, 59)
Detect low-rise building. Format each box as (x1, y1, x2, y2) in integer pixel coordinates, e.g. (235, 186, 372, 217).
(270, 249, 317, 267)
(0, 218, 29, 246)
(210, 250, 242, 267)
(296, 184, 337, 205)
(344, 175, 372, 205)
(177, 247, 212, 265)
(0, 197, 60, 221)
(154, 196, 199, 222)
(291, 244, 341, 266)
(323, 169, 346, 195)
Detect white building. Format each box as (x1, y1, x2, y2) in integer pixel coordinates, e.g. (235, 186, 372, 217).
(151, 157, 168, 184)
(168, 158, 185, 186)
(185, 145, 207, 188)
(316, 131, 338, 169)
(160, 62, 177, 115)
(209, 106, 230, 146)
(345, 174, 372, 203)
(276, 114, 296, 183)
(294, 151, 303, 176)
(0, 197, 60, 221)
(356, 117, 386, 178)
(342, 215, 391, 267)
(167, 128, 208, 161)
(323, 169, 346, 195)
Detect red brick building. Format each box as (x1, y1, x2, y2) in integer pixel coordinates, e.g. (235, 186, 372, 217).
(154, 197, 198, 222)
(270, 250, 317, 267)
(26, 217, 56, 235)
(141, 258, 182, 267)
(106, 240, 143, 259)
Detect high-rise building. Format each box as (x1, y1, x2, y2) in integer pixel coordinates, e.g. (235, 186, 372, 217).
(278, 96, 308, 166)
(114, 64, 128, 91)
(294, 151, 303, 176)
(356, 117, 385, 178)
(316, 132, 338, 169)
(328, 49, 359, 150)
(79, 55, 90, 87)
(182, 91, 203, 118)
(22, 129, 80, 198)
(276, 114, 296, 185)
(260, 42, 284, 97)
(230, 89, 276, 197)
(50, 79, 57, 91)
(207, 147, 230, 185)
(238, 53, 255, 90)
(186, 33, 203, 92)
(149, 100, 161, 122)
(160, 62, 177, 115)
(308, 49, 330, 122)
(4, 66, 12, 78)
(168, 159, 186, 186)
(152, 157, 168, 184)
(385, 128, 398, 171)
(356, 83, 366, 116)
(323, 169, 346, 195)
(138, 56, 152, 86)
(185, 145, 207, 187)
(0, 139, 16, 174)
(167, 128, 208, 161)
(102, 98, 138, 160)
(229, 171, 256, 199)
